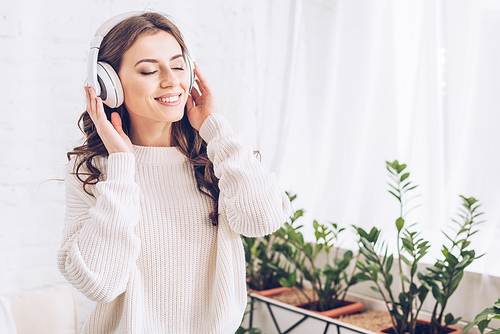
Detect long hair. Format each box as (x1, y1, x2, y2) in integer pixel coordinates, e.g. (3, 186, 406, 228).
(67, 12, 220, 226)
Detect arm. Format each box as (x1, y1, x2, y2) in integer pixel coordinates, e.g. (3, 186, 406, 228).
(199, 113, 292, 237)
(57, 153, 141, 303)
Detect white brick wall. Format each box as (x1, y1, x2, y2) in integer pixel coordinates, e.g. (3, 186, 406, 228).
(2, 3, 93, 327)
(0, 0, 283, 329)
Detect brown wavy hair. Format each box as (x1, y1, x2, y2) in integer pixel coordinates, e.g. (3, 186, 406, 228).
(67, 12, 220, 226)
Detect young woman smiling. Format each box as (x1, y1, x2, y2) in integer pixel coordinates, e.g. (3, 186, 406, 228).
(57, 11, 291, 333)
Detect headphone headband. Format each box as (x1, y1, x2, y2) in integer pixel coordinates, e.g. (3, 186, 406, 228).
(92, 11, 143, 46)
(87, 12, 143, 97)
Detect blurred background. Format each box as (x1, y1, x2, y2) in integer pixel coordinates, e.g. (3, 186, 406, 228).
(1, 0, 500, 329)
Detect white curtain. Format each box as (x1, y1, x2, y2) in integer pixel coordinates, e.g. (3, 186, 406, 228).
(239, 0, 500, 278)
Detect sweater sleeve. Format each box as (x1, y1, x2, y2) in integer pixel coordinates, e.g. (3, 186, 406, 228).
(57, 153, 141, 303)
(199, 113, 292, 237)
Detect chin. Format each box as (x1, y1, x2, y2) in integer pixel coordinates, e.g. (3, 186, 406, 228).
(170, 107, 186, 122)
(170, 113, 185, 123)
(151, 106, 185, 123)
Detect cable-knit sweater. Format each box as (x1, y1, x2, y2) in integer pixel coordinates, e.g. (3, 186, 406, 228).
(57, 113, 291, 333)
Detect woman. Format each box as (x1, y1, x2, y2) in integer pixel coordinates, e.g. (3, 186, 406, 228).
(57, 11, 291, 333)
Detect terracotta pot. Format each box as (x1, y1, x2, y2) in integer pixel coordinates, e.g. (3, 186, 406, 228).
(295, 299, 365, 318)
(248, 286, 295, 297)
(378, 319, 462, 334)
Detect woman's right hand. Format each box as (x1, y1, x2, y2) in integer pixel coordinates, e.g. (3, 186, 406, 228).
(85, 86, 133, 154)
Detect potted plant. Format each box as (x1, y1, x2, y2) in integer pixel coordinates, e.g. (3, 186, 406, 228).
(273, 209, 364, 317)
(355, 160, 429, 334)
(243, 235, 291, 296)
(243, 192, 303, 297)
(462, 298, 500, 334)
(355, 160, 483, 334)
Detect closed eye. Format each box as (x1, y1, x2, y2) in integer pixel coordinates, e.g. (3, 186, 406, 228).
(141, 70, 158, 75)
(172, 67, 185, 71)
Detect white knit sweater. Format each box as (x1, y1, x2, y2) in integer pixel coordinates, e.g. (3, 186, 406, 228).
(57, 113, 291, 333)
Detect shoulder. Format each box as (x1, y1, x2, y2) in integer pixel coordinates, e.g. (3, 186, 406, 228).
(199, 113, 234, 143)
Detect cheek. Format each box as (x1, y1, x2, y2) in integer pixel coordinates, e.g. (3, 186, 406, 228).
(122, 79, 150, 103)
(179, 71, 191, 90)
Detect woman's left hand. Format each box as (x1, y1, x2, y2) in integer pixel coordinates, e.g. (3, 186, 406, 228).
(186, 64, 219, 131)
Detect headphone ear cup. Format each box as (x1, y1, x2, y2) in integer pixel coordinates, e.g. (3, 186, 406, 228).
(96, 62, 124, 108)
(185, 53, 195, 92)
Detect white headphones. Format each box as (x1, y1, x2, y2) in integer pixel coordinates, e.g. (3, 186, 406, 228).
(87, 11, 195, 108)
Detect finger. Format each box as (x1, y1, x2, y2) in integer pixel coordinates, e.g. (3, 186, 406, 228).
(190, 86, 201, 102)
(85, 86, 94, 111)
(90, 87, 101, 105)
(93, 95, 105, 123)
(86, 87, 100, 124)
(195, 78, 204, 93)
(89, 88, 107, 123)
(193, 65, 209, 91)
(110, 112, 125, 134)
(85, 87, 92, 116)
(186, 95, 194, 110)
(89, 87, 99, 114)
(95, 95, 105, 117)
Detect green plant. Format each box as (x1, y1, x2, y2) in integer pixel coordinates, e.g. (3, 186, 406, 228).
(355, 160, 484, 334)
(243, 235, 286, 291)
(355, 160, 431, 334)
(273, 205, 359, 312)
(421, 196, 484, 334)
(462, 299, 500, 334)
(243, 192, 303, 291)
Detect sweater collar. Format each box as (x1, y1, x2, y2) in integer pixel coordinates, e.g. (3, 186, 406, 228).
(133, 145, 188, 166)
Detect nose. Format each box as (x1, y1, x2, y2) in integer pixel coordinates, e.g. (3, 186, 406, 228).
(159, 68, 180, 88)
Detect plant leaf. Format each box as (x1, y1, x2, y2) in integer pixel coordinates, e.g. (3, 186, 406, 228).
(396, 218, 405, 232)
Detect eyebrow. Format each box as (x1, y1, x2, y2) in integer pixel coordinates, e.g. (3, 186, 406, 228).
(134, 54, 184, 67)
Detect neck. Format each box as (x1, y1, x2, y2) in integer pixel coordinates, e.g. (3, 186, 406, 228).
(129, 119, 173, 147)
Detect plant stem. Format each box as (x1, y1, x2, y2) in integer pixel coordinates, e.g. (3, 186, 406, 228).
(372, 251, 398, 313)
(409, 260, 417, 333)
(277, 235, 320, 308)
(373, 277, 399, 333)
(293, 284, 313, 306)
(340, 252, 360, 301)
(396, 174, 406, 294)
(436, 260, 458, 329)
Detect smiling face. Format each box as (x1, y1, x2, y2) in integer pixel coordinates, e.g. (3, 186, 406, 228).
(118, 30, 190, 129)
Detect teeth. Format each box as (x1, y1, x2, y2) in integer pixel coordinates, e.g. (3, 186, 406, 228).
(158, 95, 180, 103)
